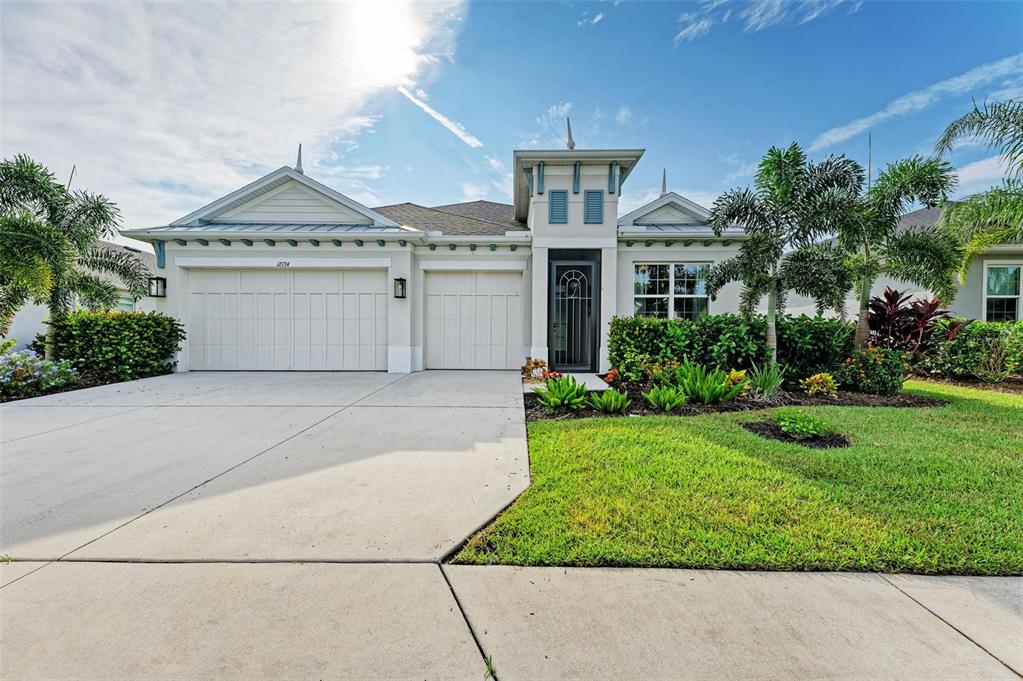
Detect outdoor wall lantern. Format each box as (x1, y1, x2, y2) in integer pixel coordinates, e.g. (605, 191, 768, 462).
(148, 276, 167, 298)
(393, 277, 407, 299)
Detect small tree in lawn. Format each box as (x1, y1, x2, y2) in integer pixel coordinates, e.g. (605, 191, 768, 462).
(837, 156, 959, 348)
(708, 143, 861, 364)
(0, 155, 151, 356)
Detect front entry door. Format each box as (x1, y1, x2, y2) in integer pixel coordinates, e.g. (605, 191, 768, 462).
(549, 261, 600, 372)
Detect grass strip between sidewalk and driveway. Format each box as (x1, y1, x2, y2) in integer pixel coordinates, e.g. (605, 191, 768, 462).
(453, 381, 1023, 575)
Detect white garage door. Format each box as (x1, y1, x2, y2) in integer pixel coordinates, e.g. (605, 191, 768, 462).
(425, 271, 523, 369)
(188, 269, 387, 370)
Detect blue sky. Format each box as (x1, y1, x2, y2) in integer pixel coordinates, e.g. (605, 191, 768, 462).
(3, 1, 1021, 231)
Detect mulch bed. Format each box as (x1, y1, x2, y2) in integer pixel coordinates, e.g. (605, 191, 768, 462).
(742, 421, 851, 449)
(524, 387, 948, 422)
(0, 375, 119, 404)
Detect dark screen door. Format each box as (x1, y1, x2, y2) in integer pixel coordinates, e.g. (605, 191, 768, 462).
(549, 261, 599, 371)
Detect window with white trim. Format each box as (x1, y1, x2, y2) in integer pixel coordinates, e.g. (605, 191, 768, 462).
(634, 263, 710, 321)
(985, 264, 1021, 322)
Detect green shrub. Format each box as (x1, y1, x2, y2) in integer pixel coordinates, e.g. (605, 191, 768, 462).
(52, 311, 186, 382)
(836, 346, 909, 396)
(800, 372, 838, 397)
(667, 358, 747, 405)
(608, 313, 853, 383)
(534, 375, 588, 411)
(1, 350, 78, 400)
(748, 363, 786, 398)
(0, 339, 16, 355)
(587, 388, 631, 414)
(920, 319, 1023, 378)
(772, 408, 832, 440)
(642, 385, 687, 412)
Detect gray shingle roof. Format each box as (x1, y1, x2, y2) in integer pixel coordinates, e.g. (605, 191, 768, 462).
(372, 202, 526, 236)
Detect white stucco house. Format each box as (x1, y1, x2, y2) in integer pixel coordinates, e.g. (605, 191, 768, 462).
(125, 144, 749, 373)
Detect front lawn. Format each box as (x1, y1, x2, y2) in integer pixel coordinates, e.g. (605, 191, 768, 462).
(454, 381, 1023, 574)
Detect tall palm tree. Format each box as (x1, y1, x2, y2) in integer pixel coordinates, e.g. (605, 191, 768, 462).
(935, 99, 1023, 279)
(0, 155, 151, 353)
(708, 143, 861, 363)
(837, 156, 959, 347)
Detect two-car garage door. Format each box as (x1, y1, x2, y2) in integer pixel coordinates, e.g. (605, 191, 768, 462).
(424, 271, 523, 370)
(188, 269, 387, 370)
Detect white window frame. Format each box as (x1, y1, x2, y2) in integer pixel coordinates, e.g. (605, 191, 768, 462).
(983, 260, 1023, 322)
(633, 262, 711, 320)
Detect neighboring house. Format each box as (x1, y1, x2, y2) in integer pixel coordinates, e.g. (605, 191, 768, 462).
(125, 144, 749, 373)
(785, 206, 1023, 322)
(3, 242, 157, 350)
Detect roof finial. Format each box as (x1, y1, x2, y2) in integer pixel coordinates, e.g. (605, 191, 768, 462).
(566, 118, 576, 150)
(295, 144, 304, 174)
(660, 168, 667, 197)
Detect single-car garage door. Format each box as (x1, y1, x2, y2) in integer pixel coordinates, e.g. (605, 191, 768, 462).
(425, 271, 523, 369)
(188, 269, 387, 370)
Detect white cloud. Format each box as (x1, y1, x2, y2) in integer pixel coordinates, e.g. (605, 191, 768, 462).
(460, 181, 490, 202)
(518, 102, 573, 148)
(954, 155, 1009, 198)
(397, 85, 483, 149)
(615, 105, 633, 125)
(675, 0, 848, 44)
(1, 2, 466, 228)
(810, 53, 1023, 152)
(577, 11, 604, 28)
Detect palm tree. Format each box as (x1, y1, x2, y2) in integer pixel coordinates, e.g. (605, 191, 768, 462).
(0, 155, 151, 354)
(837, 156, 959, 347)
(935, 100, 1023, 279)
(708, 143, 861, 363)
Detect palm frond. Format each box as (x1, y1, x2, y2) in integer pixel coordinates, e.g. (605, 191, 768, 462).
(781, 243, 854, 314)
(65, 271, 118, 311)
(0, 154, 66, 219)
(869, 156, 957, 226)
(58, 191, 122, 248)
(78, 245, 152, 298)
(708, 187, 771, 235)
(936, 99, 1023, 175)
(880, 227, 961, 302)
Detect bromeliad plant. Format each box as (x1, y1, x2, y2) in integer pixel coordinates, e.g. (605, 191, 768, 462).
(643, 385, 687, 412)
(533, 375, 588, 411)
(667, 358, 748, 405)
(587, 388, 631, 414)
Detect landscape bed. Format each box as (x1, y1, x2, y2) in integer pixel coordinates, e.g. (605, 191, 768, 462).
(456, 381, 1023, 575)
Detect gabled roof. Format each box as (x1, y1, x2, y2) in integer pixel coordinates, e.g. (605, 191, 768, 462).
(373, 202, 526, 236)
(618, 191, 710, 227)
(170, 166, 399, 228)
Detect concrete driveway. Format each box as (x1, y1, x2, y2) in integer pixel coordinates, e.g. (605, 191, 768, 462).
(1, 370, 528, 562)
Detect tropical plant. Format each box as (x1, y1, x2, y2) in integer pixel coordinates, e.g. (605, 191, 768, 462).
(826, 155, 960, 349)
(587, 388, 631, 414)
(724, 369, 749, 397)
(0, 155, 151, 355)
(708, 143, 862, 363)
(935, 100, 1023, 279)
(836, 346, 908, 396)
(642, 385, 687, 412)
(748, 363, 786, 398)
(919, 319, 1023, 378)
(800, 372, 838, 397)
(533, 375, 588, 411)
(0, 349, 78, 400)
(772, 408, 832, 440)
(973, 336, 1012, 383)
(669, 359, 747, 405)
(868, 287, 950, 362)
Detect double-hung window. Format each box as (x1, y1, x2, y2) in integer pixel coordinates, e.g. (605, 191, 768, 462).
(548, 190, 568, 224)
(634, 263, 710, 320)
(985, 263, 1021, 322)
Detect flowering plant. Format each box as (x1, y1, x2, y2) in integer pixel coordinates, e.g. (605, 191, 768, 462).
(0, 350, 79, 400)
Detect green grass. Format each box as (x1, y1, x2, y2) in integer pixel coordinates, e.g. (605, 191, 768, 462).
(454, 381, 1023, 574)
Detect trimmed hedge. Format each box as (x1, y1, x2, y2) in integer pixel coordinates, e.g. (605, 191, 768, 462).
(52, 311, 186, 382)
(608, 313, 854, 382)
(920, 319, 1023, 379)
